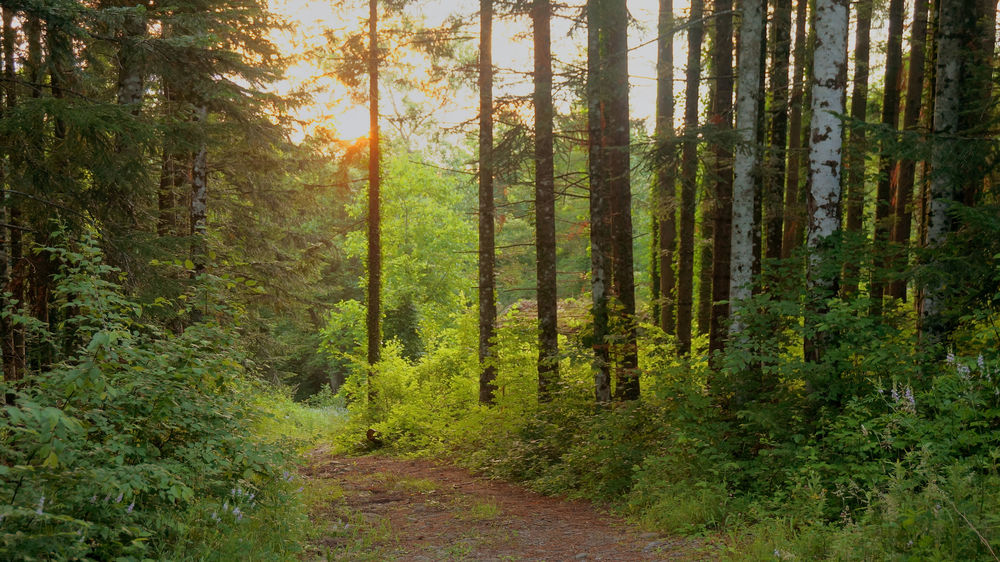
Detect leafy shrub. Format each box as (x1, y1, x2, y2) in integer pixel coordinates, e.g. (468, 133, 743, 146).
(0, 235, 305, 559)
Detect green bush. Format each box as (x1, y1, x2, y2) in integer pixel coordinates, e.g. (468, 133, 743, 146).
(0, 235, 307, 559)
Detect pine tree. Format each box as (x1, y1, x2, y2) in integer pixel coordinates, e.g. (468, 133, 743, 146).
(533, 0, 558, 400)
(478, 0, 498, 405)
(676, 0, 704, 354)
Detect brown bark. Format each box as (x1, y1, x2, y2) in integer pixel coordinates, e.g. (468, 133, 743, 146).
(780, 0, 809, 258)
(872, 0, 904, 311)
(602, 0, 638, 401)
(676, 0, 705, 354)
(887, 0, 930, 300)
(708, 0, 734, 355)
(588, 0, 611, 403)
(533, 0, 558, 400)
(765, 0, 792, 262)
(655, 0, 677, 336)
(368, 0, 383, 401)
(842, 0, 872, 296)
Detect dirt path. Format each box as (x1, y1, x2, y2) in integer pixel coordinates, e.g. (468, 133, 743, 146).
(300, 449, 712, 561)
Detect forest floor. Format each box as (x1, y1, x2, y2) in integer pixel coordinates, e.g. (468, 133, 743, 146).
(299, 447, 718, 561)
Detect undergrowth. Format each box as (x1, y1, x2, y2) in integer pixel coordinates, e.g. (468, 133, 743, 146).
(0, 234, 340, 559)
(325, 284, 1000, 559)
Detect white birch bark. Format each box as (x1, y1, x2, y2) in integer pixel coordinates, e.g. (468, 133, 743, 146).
(806, 0, 848, 290)
(729, 0, 764, 332)
(922, 1, 964, 331)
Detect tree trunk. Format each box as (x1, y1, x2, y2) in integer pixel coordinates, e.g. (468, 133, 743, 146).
(842, 0, 872, 295)
(533, 0, 558, 401)
(115, 1, 146, 112)
(190, 106, 208, 273)
(708, 0, 734, 355)
(588, 0, 611, 402)
(871, 0, 904, 311)
(1, 7, 22, 391)
(804, 0, 848, 362)
(676, 0, 705, 354)
(595, 0, 638, 401)
(922, 0, 972, 342)
(478, 0, 497, 405)
(368, 0, 383, 401)
(729, 0, 765, 332)
(888, 0, 930, 301)
(655, 0, 677, 336)
(765, 0, 792, 262)
(781, 0, 809, 258)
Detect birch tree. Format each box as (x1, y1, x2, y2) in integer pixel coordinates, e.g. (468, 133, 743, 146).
(729, 0, 764, 331)
(805, 0, 848, 361)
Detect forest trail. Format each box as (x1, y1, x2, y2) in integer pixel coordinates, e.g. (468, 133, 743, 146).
(300, 448, 713, 561)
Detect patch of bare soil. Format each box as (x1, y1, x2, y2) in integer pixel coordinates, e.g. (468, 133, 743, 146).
(301, 448, 713, 561)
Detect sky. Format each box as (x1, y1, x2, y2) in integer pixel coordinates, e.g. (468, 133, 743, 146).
(266, 0, 669, 143)
(266, 0, 897, 144)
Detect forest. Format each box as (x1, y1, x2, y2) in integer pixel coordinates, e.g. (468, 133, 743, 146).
(1, 0, 999, 558)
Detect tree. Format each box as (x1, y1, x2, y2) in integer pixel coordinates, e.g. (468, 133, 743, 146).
(888, 0, 930, 300)
(708, 0, 734, 354)
(533, 0, 558, 400)
(478, 0, 498, 405)
(842, 0, 872, 296)
(764, 0, 792, 262)
(871, 0, 904, 311)
(922, 0, 974, 341)
(367, 0, 383, 402)
(676, 0, 705, 354)
(780, 0, 809, 258)
(654, 0, 677, 336)
(605, 0, 637, 401)
(804, 0, 848, 361)
(728, 0, 765, 332)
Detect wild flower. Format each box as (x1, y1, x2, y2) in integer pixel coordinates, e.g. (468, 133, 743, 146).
(904, 387, 915, 409)
(978, 354, 985, 370)
(211, 511, 220, 522)
(36, 495, 45, 515)
(90, 495, 97, 503)
(947, 351, 956, 364)
(223, 500, 229, 511)
(891, 387, 899, 402)
(115, 493, 123, 504)
(126, 502, 134, 514)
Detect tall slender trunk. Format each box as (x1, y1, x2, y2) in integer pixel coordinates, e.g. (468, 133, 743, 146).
(842, 0, 872, 295)
(729, 0, 765, 331)
(367, 0, 383, 401)
(871, 0, 904, 311)
(188, 104, 208, 327)
(602, 0, 638, 401)
(922, 0, 973, 342)
(115, 1, 146, 112)
(655, 0, 677, 336)
(708, 0, 734, 355)
(588, 0, 611, 402)
(677, 0, 705, 353)
(533, 0, 558, 400)
(888, 0, 930, 301)
(781, 0, 810, 258)
(1, 7, 22, 390)
(804, 0, 849, 363)
(765, 0, 792, 262)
